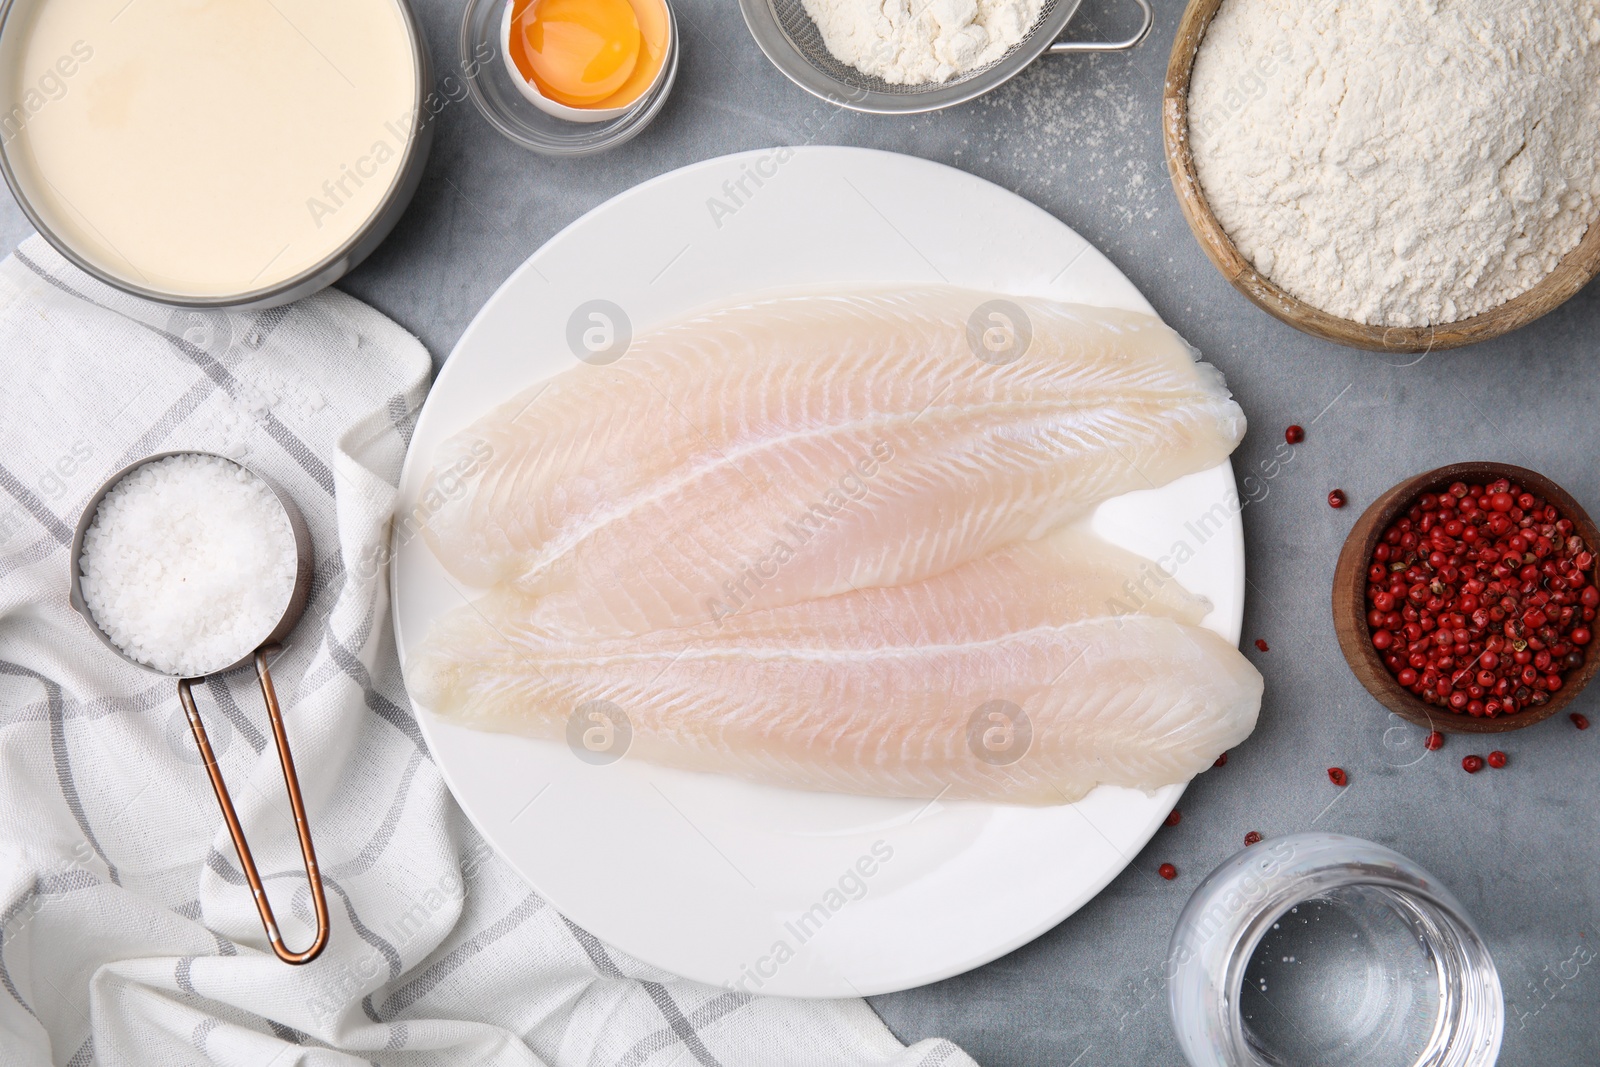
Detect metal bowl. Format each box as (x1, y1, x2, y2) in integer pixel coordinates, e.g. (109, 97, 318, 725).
(70, 451, 314, 679)
(738, 0, 1151, 114)
(0, 0, 433, 311)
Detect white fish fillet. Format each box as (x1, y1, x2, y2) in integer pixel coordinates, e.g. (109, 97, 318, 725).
(491, 525, 1214, 644)
(419, 289, 1246, 635)
(405, 528, 1260, 804)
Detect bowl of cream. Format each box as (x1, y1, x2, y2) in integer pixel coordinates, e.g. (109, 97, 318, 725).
(0, 0, 432, 309)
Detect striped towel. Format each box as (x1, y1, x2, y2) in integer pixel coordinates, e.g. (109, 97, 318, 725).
(0, 236, 975, 1067)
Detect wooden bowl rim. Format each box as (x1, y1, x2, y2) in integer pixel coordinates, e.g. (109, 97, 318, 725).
(1331, 462, 1600, 735)
(1163, 0, 1600, 354)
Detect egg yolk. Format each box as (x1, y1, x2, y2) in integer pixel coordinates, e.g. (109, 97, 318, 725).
(512, 0, 640, 107)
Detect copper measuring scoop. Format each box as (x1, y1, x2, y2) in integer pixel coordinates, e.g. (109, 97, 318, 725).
(69, 451, 329, 965)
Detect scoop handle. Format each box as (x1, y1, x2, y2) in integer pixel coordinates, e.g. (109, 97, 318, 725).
(1049, 0, 1153, 52)
(178, 649, 330, 965)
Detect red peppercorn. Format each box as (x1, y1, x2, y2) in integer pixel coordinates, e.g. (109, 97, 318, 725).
(1487, 750, 1508, 769)
(1425, 731, 1445, 750)
(1214, 753, 1228, 767)
(1165, 809, 1181, 827)
(1159, 863, 1177, 880)
(1462, 755, 1485, 773)
(1572, 713, 1589, 729)
(1329, 489, 1347, 509)
(1243, 831, 1262, 846)
(1327, 767, 1347, 786)
(1363, 486, 1592, 714)
(1255, 638, 1270, 652)
(1285, 424, 1305, 444)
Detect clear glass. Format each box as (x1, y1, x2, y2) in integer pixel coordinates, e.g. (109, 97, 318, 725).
(460, 0, 679, 157)
(1167, 833, 1502, 1067)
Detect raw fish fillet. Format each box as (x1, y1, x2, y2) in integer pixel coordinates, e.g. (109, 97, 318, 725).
(479, 525, 1214, 644)
(405, 528, 1260, 804)
(420, 289, 1246, 635)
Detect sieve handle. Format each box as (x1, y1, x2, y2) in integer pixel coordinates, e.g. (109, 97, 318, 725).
(1049, 0, 1153, 53)
(178, 649, 330, 965)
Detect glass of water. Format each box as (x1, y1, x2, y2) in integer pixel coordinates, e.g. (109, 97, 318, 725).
(1167, 832, 1502, 1067)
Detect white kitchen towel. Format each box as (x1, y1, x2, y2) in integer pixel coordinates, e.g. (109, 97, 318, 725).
(0, 236, 977, 1067)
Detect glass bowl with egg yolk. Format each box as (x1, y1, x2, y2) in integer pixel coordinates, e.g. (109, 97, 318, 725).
(462, 0, 677, 154)
(501, 0, 671, 122)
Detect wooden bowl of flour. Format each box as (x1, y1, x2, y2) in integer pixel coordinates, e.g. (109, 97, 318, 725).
(1162, 0, 1600, 353)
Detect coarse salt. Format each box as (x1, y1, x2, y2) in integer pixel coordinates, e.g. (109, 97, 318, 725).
(79, 454, 299, 677)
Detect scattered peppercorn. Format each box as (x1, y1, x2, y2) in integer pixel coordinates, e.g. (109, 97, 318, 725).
(1487, 750, 1508, 769)
(1255, 638, 1270, 652)
(1214, 753, 1228, 767)
(1285, 425, 1305, 444)
(1573, 713, 1591, 730)
(1363, 478, 1595, 717)
(1159, 863, 1177, 880)
(1327, 767, 1348, 786)
(1425, 730, 1445, 750)
(1244, 831, 1262, 846)
(1329, 489, 1347, 509)
(1462, 755, 1485, 773)
(1165, 809, 1181, 827)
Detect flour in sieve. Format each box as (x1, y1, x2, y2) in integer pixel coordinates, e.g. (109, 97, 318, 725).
(1188, 0, 1600, 328)
(804, 0, 1045, 86)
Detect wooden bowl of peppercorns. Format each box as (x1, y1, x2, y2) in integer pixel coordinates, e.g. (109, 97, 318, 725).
(1333, 463, 1600, 734)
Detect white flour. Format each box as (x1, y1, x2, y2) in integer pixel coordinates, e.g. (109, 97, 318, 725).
(1188, 0, 1600, 327)
(805, 0, 1044, 86)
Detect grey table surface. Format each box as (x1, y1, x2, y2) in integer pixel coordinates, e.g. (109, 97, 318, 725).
(6, 0, 1599, 1063)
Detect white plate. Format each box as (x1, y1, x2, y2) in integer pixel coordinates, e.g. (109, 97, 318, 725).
(392, 147, 1245, 998)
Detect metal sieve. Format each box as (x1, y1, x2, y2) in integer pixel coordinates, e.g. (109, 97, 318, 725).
(70, 451, 328, 965)
(738, 0, 1152, 114)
